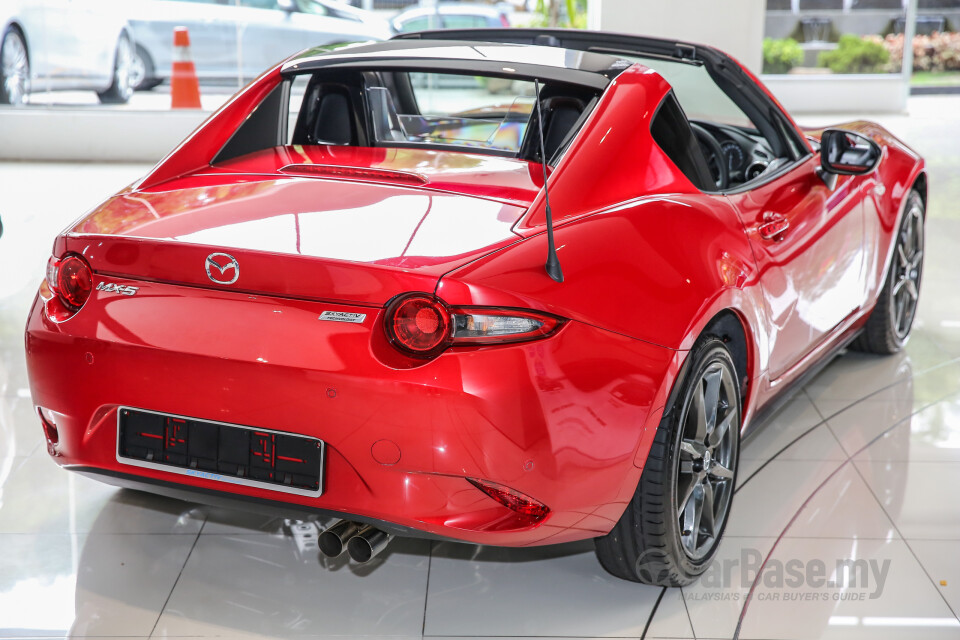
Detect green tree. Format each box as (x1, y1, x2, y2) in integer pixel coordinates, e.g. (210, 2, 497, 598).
(532, 0, 587, 29)
(819, 34, 891, 74)
(763, 37, 804, 74)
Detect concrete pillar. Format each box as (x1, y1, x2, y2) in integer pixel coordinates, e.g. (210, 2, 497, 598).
(594, 0, 766, 74)
(902, 0, 918, 103)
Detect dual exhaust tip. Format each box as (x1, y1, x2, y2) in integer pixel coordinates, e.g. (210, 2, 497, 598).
(318, 520, 393, 564)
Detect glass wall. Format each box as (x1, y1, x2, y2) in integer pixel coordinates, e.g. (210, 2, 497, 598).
(763, 0, 960, 84)
(0, 0, 558, 111)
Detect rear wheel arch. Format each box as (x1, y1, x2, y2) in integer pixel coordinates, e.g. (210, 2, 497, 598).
(702, 310, 751, 407)
(668, 308, 755, 422)
(631, 307, 752, 483)
(597, 333, 742, 584)
(1, 22, 31, 105)
(97, 29, 134, 103)
(912, 171, 927, 209)
(6, 22, 28, 54)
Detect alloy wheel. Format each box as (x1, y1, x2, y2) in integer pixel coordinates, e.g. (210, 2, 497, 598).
(2, 29, 29, 106)
(891, 203, 924, 341)
(114, 36, 135, 102)
(128, 48, 146, 91)
(675, 360, 739, 560)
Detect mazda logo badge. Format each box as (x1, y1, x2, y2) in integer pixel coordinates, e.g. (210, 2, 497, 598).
(205, 252, 239, 285)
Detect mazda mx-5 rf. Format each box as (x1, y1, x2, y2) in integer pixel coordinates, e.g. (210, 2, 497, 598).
(26, 29, 926, 585)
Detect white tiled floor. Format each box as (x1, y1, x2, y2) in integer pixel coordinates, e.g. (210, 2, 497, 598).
(2, 96, 960, 639)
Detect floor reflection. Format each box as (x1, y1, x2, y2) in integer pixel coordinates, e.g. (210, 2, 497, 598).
(1, 131, 959, 636)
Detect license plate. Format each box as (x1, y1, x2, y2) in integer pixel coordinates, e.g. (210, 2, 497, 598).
(117, 407, 324, 497)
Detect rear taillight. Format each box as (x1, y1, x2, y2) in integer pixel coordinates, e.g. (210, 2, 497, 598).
(450, 307, 561, 345)
(383, 294, 564, 359)
(386, 294, 452, 357)
(46, 254, 93, 311)
(467, 478, 550, 523)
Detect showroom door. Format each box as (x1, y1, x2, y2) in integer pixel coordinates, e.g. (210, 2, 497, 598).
(727, 156, 865, 380)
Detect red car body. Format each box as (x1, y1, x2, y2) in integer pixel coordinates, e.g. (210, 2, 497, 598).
(25, 31, 925, 550)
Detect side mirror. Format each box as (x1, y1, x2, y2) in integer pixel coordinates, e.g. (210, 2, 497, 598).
(820, 128, 881, 176)
(0, 215, 3, 240)
(277, 0, 296, 12)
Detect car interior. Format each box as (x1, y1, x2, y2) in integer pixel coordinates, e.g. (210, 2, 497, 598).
(282, 69, 603, 166)
(214, 58, 807, 197)
(637, 55, 807, 193)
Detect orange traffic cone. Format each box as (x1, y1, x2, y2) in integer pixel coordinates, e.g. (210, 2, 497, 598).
(171, 27, 202, 109)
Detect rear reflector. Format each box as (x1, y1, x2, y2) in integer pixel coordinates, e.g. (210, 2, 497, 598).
(467, 478, 550, 523)
(37, 407, 59, 444)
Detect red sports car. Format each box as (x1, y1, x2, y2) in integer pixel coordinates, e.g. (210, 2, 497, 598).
(25, 30, 926, 585)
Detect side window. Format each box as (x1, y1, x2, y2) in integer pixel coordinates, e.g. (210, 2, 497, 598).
(214, 81, 287, 164)
(442, 15, 489, 29)
(650, 93, 715, 192)
(295, 0, 331, 16)
(397, 17, 431, 33)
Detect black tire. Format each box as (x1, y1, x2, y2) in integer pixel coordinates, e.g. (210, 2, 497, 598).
(851, 189, 924, 355)
(1, 25, 30, 106)
(97, 34, 135, 104)
(595, 337, 741, 585)
(131, 44, 162, 91)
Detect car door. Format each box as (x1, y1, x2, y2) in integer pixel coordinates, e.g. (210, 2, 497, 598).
(235, 0, 365, 79)
(725, 159, 864, 380)
(127, 0, 239, 82)
(25, 0, 108, 88)
(53, 0, 125, 86)
(232, 0, 311, 79)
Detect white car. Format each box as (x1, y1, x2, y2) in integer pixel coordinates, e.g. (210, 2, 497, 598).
(1, 0, 136, 105)
(391, 3, 511, 33)
(125, 0, 393, 89)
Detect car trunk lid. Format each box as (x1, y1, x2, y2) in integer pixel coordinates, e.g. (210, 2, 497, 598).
(59, 169, 530, 306)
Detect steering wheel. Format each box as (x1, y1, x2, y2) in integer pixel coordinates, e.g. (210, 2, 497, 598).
(689, 122, 729, 191)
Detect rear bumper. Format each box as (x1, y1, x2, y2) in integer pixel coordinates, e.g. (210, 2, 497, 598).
(75, 466, 442, 540)
(25, 277, 676, 546)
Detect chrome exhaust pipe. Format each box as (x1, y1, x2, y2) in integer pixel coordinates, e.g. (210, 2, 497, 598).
(318, 520, 362, 558)
(347, 524, 393, 563)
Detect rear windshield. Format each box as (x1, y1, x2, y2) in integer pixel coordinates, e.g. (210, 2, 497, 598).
(365, 72, 536, 153)
(214, 68, 601, 165)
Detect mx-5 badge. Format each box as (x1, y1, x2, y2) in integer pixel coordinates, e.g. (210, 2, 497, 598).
(96, 282, 138, 296)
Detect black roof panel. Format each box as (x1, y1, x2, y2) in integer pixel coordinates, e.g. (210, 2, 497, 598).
(281, 40, 633, 90)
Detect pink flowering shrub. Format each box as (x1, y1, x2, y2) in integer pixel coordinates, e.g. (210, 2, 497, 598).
(866, 32, 960, 72)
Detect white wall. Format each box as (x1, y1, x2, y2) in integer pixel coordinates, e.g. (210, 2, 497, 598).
(0, 110, 207, 162)
(593, 0, 766, 74)
(762, 74, 907, 114)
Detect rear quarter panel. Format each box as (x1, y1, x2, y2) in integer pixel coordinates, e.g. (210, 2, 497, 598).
(438, 65, 770, 424)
